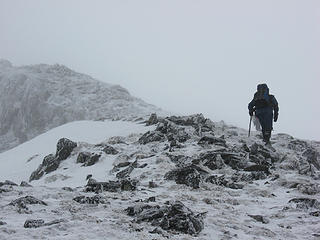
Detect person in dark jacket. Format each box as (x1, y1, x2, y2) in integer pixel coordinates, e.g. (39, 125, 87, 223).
(248, 83, 279, 145)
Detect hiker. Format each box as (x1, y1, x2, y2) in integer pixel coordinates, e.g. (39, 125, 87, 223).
(248, 83, 279, 145)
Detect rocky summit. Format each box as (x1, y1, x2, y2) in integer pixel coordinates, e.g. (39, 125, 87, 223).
(0, 60, 162, 152)
(0, 113, 319, 239)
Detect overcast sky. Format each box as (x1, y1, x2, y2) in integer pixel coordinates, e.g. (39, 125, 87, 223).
(1, 0, 319, 141)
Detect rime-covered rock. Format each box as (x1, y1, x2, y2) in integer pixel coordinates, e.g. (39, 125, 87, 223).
(24, 219, 45, 228)
(56, 138, 77, 161)
(146, 113, 159, 126)
(102, 145, 119, 155)
(20, 181, 32, 187)
(165, 165, 208, 189)
(288, 198, 320, 210)
(126, 201, 205, 236)
(138, 131, 166, 145)
(73, 195, 107, 204)
(198, 135, 227, 147)
(9, 196, 47, 207)
(85, 179, 137, 193)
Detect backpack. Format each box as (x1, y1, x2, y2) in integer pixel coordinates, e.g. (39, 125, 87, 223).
(254, 84, 271, 108)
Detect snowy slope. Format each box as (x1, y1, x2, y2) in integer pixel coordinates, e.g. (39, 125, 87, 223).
(0, 114, 319, 240)
(0, 59, 162, 153)
(0, 120, 154, 186)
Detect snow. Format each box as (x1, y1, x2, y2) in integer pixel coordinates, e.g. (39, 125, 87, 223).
(0, 116, 319, 240)
(0, 120, 154, 185)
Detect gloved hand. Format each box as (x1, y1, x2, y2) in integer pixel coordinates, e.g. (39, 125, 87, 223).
(274, 113, 278, 122)
(249, 110, 254, 116)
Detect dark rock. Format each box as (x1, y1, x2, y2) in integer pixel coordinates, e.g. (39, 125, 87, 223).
(83, 154, 100, 167)
(167, 154, 192, 167)
(115, 162, 131, 168)
(10, 196, 47, 207)
(288, 198, 320, 210)
(86, 174, 93, 180)
(165, 165, 208, 189)
(288, 139, 309, 152)
(302, 148, 320, 170)
(120, 179, 137, 191)
(86, 180, 121, 193)
(56, 138, 77, 161)
(248, 214, 269, 224)
(126, 201, 205, 236)
(24, 219, 45, 228)
(77, 152, 101, 167)
(205, 175, 244, 189)
(0, 221, 7, 225)
(198, 135, 227, 147)
(200, 152, 225, 170)
(3, 180, 18, 186)
(149, 181, 158, 188)
(241, 143, 251, 153)
(102, 145, 119, 155)
(138, 131, 166, 145)
(20, 181, 32, 187)
(0, 188, 11, 193)
(29, 154, 59, 181)
(166, 114, 208, 129)
(297, 184, 320, 195)
(219, 152, 246, 169)
(76, 152, 91, 164)
(244, 165, 270, 175)
(136, 154, 155, 160)
(137, 163, 148, 168)
(310, 211, 320, 217)
(146, 113, 159, 126)
(116, 161, 137, 178)
(85, 178, 137, 192)
(62, 187, 73, 192)
(159, 201, 205, 236)
(231, 171, 268, 182)
(73, 195, 107, 204)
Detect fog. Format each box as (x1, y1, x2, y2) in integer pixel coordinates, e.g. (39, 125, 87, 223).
(0, 0, 319, 140)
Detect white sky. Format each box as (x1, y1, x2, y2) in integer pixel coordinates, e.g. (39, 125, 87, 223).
(0, 0, 319, 140)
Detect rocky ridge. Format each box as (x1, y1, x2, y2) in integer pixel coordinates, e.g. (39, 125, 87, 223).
(0, 59, 162, 152)
(0, 113, 320, 239)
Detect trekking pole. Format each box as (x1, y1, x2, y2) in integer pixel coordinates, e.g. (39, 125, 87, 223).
(248, 116, 252, 137)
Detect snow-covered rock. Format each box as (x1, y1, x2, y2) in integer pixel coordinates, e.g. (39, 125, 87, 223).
(0, 60, 162, 152)
(0, 114, 320, 239)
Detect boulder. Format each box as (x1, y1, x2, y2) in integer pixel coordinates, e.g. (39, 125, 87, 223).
(24, 219, 45, 228)
(20, 181, 32, 187)
(138, 131, 166, 145)
(165, 165, 208, 189)
(10, 196, 47, 207)
(303, 148, 320, 170)
(126, 201, 205, 236)
(288, 198, 320, 210)
(198, 135, 227, 147)
(102, 145, 119, 155)
(29, 154, 58, 181)
(56, 138, 77, 161)
(73, 195, 107, 204)
(146, 113, 159, 126)
(248, 214, 269, 224)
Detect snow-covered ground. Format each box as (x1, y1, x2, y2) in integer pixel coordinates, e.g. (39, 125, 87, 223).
(0, 120, 154, 186)
(0, 115, 319, 240)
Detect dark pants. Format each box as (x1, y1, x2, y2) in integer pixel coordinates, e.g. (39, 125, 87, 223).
(255, 107, 273, 143)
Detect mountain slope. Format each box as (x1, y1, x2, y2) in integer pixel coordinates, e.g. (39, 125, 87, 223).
(0, 59, 162, 152)
(0, 114, 319, 239)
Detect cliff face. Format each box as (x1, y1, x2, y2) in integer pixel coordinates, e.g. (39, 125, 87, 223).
(0, 60, 160, 152)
